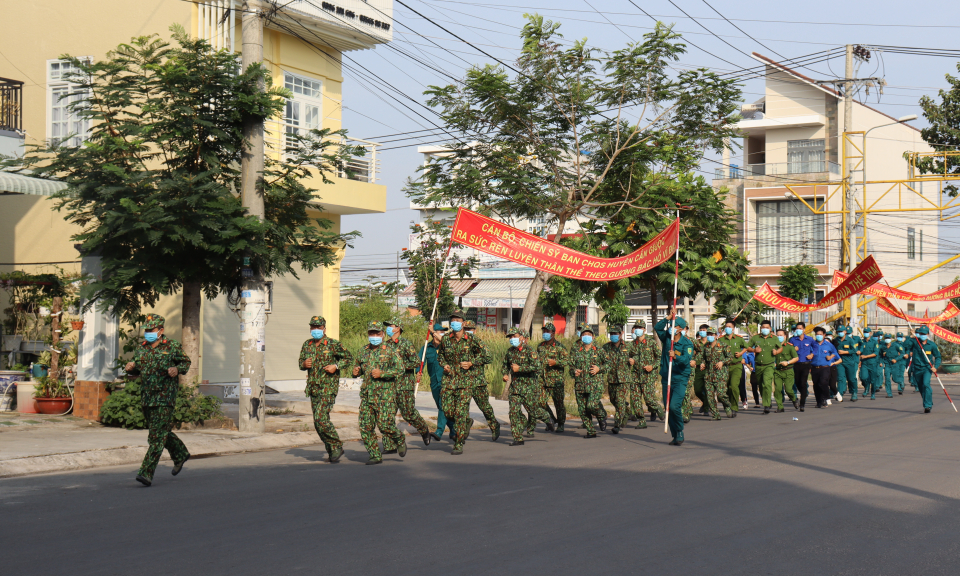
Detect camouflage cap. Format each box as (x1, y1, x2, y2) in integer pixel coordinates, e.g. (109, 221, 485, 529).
(706, 326, 717, 335)
(608, 325, 623, 334)
(632, 319, 646, 328)
(385, 316, 403, 329)
(577, 322, 593, 334)
(143, 314, 165, 330)
(366, 321, 385, 332)
(449, 308, 466, 319)
(464, 320, 476, 330)
(915, 325, 930, 335)
(542, 322, 556, 333)
(507, 328, 528, 338)
(309, 315, 326, 327)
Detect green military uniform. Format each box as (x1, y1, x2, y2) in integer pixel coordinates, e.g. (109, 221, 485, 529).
(859, 329, 880, 399)
(464, 320, 499, 441)
(720, 329, 747, 413)
(889, 333, 908, 394)
(629, 320, 663, 426)
(700, 328, 734, 419)
(880, 332, 898, 397)
(127, 314, 192, 485)
(353, 322, 406, 463)
(834, 326, 861, 400)
(537, 323, 568, 432)
(570, 323, 607, 437)
(655, 317, 693, 444)
(772, 337, 798, 411)
(601, 326, 634, 433)
(747, 330, 780, 411)
(437, 311, 480, 452)
(382, 318, 432, 452)
(298, 315, 352, 462)
(503, 329, 551, 444)
(906, 327, 941, 412)
(691, 329, 710, 415)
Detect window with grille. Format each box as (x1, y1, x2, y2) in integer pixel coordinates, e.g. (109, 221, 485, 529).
(755, 200, 825, 265)
(787, 139, 825, 174)
(283, 72, 322, 153)
(48, 59, 90, 147)
(907, 228, 915, 260)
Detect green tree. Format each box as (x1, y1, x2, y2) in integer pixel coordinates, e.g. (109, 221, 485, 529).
(538, 273, 592, 338)
(6, 27, 360, 380)
(917, 62, 960, 195)
(405, 16, 741, 333)
(778, 263, 818, 302)
(401, 219, 478, 322)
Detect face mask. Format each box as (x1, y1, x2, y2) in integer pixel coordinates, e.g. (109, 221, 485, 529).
(576, 331, 581, 338)
(310, 329, 324, 339)
(795, 329, 803, 337)
(634, 329, 644, 337)
(760, 328, 770, 336)
(873, 335, 880, 340)
(884, 339, 891, 344)
(582, 335, 593, 345)
(699, 330, 707, 338)
(707, 335, 715, 343)
(466, 330, 474, 335)
(369, 336, 383, 346)
(610, 334, 620, 343)
(724, 327, 733, 335)
(542, 333, 552, 341)
(450, 321, 462, 332)
(144, 331, 159, 343)
(815, 334, 824, 342)
(919, 334, 928, 341)
(897, 337, 905, 342)
(777, 335, 785, 343)
(509, 337, 520, 347)
(386, 326, 395, 337)
(838, 332, 846, 338)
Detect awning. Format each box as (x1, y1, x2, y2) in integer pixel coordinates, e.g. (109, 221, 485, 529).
(398, 279, 478, 307)
(460, 278, 532, 309)
(0, 172, 68, 196)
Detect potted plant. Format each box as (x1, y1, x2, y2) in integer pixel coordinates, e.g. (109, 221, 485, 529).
(33, 376, 72, 414)
(70, 320, 85, 331)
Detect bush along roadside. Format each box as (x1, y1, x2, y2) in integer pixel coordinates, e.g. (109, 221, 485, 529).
(100, 380, 223, 430)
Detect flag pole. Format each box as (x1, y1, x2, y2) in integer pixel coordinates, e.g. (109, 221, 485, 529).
(415, 224, 459, 395)
(880, 279, 957, 412)
(664, 210, 681, 434)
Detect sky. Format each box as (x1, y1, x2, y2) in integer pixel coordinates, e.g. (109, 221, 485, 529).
(332, 0, 960, 288)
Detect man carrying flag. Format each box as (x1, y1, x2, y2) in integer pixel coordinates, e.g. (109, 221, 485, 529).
(905, 326, 941, 413)
(655, 312, 694, 445)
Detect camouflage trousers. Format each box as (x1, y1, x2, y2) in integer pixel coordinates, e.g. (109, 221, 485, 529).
(704, 374, 729, 418)
(471, 384, 500, 433)
(524, 385, 555, 433)
(359, 389, 405, 461)
(383, 388, 430, 452)
(608, 382, 631, 429)
(544, 385, 566, 427)
(682, 378, 694, 421)
(510, 384, 551, 442)
(138, 405, 189, 481)
(575, 387, 605, 435)
(309, 393, 342, 454)
(441, 386, 472, 450)
(633, 372, 665, 420)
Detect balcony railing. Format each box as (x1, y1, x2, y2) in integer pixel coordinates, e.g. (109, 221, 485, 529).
(740, 102, 765, 120)
(0, 77, 24, 133)
(714, 161, 840, 180)
(264, 119, 380, 184)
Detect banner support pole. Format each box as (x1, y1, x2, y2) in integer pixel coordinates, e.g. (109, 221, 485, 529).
(664, 210, 681, 435)
(415, 228, 458, 396)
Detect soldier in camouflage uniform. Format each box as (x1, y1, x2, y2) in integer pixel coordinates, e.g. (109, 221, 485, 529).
(382, 318, 432, 453)
(298, 315, 352, 463)
(699, 327, 734, 419)
(437, 310, 478, 455)
(124, 314, 192, 486)
(537, 323, 568, 432)
(628, 319, 663, 427)
(352, 322, 407, 465)
(502, 328, 553, 445)
(601, 325, 634, 434)
(692, 324, 710, 415)
(464, 320, 500, 441)
(570, 324, 607, 438)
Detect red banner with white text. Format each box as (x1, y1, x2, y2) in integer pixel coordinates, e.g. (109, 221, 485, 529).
(753, 256, 884, 312)
(832, 270, 960, 302)
(932, 324, 960, 344)
(875, 297, 960, 324)
(450, 208, 680, 282)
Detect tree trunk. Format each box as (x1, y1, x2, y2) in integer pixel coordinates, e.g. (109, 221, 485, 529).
(519, 269, 550, 335)
(564, 308, 577, 339)
(49, 296, 62, 382)
(650, 280, 659, 327)
(181, 281, 202, 385)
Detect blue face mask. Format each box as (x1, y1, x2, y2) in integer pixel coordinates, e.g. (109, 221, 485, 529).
(542, 333, 552, 341)
(386, 326, 395, 337)
(815, 334, 824, 342)
(509, 337, 520, 347)
(724, 327, 733, 335)
(369, 336, 383, 346)
(699, 330, 707, 338)
(310, 329, 324, 339)
(707, 335, 715, 343)
(610, 334, 620, 343)
(634, 329, 644, 337)
(795, 329, 803, 337)
(582, 335, 593, 345)
(919, 334, 928, 341)
(144, 331, 159, 343)
(884, 339, 892, 344)
(760, 328, 770, 336)
(576, 331, 581, 338)
(777, 335, 785, 343)
(669, 327, 676, 335)
(873, 335, 880, 340)
(838, 332, 846, 338)
(450, 321, 463, 332)
(897, 337, 905, 342)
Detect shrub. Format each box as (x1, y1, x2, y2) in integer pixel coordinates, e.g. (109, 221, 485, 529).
(100, 380, 223, 430)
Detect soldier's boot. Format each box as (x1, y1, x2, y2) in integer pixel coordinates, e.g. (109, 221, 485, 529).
(172, 454, 190, 476)
(136, 475, 152, 487)
(329, 447, 343, 463)
(491, 421, 501, 441)
(597, 416, 607, 431)
(584, 432, 597, 438)
(366, 458, 382, 465)
(398, 442, 408, 458)
(635, 418, 647, 429)
(510, 440, 525, 446)
(451, 448, 463, 455)
(421, 431, 432, 446)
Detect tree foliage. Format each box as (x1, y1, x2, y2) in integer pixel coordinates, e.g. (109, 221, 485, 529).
(778, 263, 818, 302)
(918, 61, 960, 195)
(401, 219, 477, 321)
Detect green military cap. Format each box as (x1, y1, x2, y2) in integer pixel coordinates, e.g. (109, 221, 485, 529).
(835, 325, 846, 332)
(543, 322, 556, 333)
(433, 323, 447, 332)
(464, 320, 476, 330)
(143, 314, 165, 330)
(506, 327, 522, 337)
(706, 326, 717, 335)
(577, 322, 592, 334)
(863, 327, 873, 334)
(309, 315, 326, 327)
(385, 316, 404, 329)
(915, 325, 930, 335)
(449, 308, 466, 319)
(825, 330, 833, 336)
(896, 331, 904, 337)
(672, 317, 688, 329)
(633, 319, 646, 328)
(608, 325, 623, 333)
(518, 329, 529, 338)
(366, 321, 385, 332)
(884, 332, 893, 338)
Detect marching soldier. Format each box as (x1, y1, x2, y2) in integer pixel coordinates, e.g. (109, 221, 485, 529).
(570, 324, 607, 438)
(464, 320, 500, 441)
(382, 318, 433, 453)
(746, 320, 780, 414)
(773, 328, 799, 412)
(601, 325, 634, 434)
(891, 332, 908, 395)
(628, 320, 664, 427)
(125, 314, 192, 486)
(860, 328, 881, 400)
(655, 313, 694, 445)
(720, 319, 747, 417)
(700, 327, 734, 419)
(437, 310, 478, 454)
(538, 322, 568, 432)
(502, 328, 552, 445)
(905, 326, 941, 413)
(298, 315, 352, 464)
(352, 322, 407, 465)
(692, 324, 711, 416)
(834, 325, 861, 401)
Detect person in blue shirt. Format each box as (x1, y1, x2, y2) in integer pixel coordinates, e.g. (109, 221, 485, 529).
(789, 322, 816, 409)
(809, 326, 839, 409)
(654, 312, 694, 446)
(742, 350, 757, 406)
(905, 326, 941, 413)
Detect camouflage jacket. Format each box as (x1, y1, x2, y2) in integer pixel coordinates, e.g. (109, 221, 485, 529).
(387, 336, 420, 391)
(701, 341, 734, 383)
(128, 337, 191, 407)
(502, 345, 541, 394)
(601, 341, 634, 385)
(629, 337, 660, 383)
(467, 334, 492, 388)
(353, 343, 403, 395)
(569, 342, 607, 392)
(298, 336, 352, 397)
(537, 339, 568, 388)
(437, 333, 481, 389)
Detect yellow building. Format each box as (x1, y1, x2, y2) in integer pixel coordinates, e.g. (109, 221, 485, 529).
(0, 0, 390, 390)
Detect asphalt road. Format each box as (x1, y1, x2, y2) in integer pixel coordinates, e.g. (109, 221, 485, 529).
(3, 388, 959, 576)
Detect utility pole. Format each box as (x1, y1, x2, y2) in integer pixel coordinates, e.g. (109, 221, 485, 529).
(395, 250, 400, 311)
(843, 43, 858, 333)
(239, 0, 266, 433)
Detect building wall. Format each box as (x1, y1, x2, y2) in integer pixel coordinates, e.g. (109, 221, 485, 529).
(765, 68, 827, 119)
